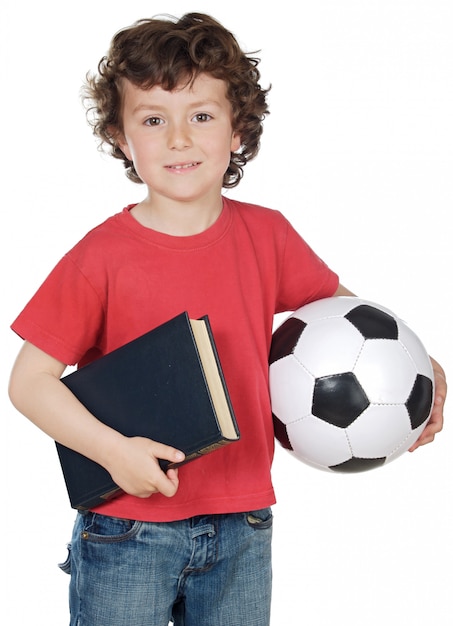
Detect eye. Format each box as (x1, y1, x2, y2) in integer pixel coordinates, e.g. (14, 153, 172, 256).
(192, 113, 212, 123)
(144, 116, 164, 126)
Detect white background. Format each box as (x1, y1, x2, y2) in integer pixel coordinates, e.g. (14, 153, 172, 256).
(1, 0, 451, 624)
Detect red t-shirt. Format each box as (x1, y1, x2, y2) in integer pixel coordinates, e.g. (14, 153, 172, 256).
(12, 197, 339, 521)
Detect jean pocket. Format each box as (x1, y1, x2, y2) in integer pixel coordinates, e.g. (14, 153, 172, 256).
(80, 511, 142, 543)
(246, 507, 273, 530)
(58, 543, 72, 575)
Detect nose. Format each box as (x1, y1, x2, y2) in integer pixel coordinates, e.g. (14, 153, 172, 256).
(167, 121, 192, 150)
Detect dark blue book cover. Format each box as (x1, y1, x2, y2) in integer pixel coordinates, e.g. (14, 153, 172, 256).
(56, 312, 239, 510)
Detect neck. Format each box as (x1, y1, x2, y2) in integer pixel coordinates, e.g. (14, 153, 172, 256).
(130, 195, 224, 236)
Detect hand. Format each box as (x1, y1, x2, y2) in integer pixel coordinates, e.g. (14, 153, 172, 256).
(104, 436, 185, 498)
(409, 356, 446, 452)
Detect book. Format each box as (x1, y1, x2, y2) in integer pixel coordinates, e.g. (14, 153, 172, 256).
(55, 312, 240, 510)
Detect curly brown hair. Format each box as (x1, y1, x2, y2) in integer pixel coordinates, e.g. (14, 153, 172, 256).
(83, 13, 270, 187)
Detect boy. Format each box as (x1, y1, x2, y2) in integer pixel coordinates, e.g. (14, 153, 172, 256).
(8, 13, 446, 626)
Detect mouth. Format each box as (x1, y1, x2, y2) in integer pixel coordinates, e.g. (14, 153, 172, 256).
(165, 162, 201, 171)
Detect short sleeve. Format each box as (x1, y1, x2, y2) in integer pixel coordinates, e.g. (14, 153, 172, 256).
(11, 254, 105, 365)
(275, 216, 339, 312)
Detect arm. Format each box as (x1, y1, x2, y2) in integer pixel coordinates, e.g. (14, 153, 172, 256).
(332, 284, 446, 449)
(333, 283, 357, 297)
(8, 341, 184, 498)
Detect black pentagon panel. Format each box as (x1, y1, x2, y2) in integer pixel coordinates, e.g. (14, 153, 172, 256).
(272, 414, 293, 450)
(269, 318, 307, 364)
(345, 304, 398, 340)
(329, 456, 387, 473)
(312, 372, 369, 427)
(406, 374, 434, 429)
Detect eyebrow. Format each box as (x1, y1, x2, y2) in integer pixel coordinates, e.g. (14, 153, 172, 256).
(131, 99, 223, 114)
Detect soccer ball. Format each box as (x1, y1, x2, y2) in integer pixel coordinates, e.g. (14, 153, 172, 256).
(269, 297, 434, 472)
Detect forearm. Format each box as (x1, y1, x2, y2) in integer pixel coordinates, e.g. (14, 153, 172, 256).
(9, 341, 183, 497)
(334, 283, 356, 297)
(9, 353, 124, 471)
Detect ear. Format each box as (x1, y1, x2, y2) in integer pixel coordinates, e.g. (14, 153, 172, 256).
(230, 132, 241, 153)
(119, 140, 133, 162)
(108, 125, 132, 161)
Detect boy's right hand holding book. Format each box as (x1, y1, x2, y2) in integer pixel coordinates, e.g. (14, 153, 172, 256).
(103, 435, 184, 498)
(9, 341, 185, 498)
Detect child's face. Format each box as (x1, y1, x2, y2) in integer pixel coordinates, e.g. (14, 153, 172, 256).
(118, 73, 241, 208)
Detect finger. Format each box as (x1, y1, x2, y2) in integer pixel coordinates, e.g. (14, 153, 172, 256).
(152, 468, 180, 498)
(133, 466, 179, 498)
(408, 417, 439, 452)
(149, 441, 185, 466)
(165, 468, 180, 492)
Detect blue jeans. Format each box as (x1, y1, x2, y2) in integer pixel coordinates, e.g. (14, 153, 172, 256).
(60, 508, 273, 626)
